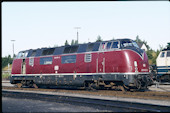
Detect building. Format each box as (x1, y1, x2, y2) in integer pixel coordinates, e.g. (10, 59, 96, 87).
(137, 42, 148, 51)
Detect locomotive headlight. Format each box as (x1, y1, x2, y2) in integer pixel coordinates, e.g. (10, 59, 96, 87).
(134, 61, 138, 72)
(143, 64, 146, 67)
(134, 61, 138, 67)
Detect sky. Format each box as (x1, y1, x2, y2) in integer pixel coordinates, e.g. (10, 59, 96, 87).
(2, 1, 170, 57)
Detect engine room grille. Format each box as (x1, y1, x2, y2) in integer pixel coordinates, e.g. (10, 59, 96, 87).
(85, 54, 92, 62)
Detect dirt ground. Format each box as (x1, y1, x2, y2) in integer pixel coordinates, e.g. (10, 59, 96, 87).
(2, 86, 170, 101)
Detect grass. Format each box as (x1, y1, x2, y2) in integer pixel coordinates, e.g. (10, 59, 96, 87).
(2, 73, 11, 80)
(2, 64, 12, 80)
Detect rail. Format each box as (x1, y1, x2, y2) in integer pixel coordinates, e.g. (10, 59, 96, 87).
(2, 89, 170, 112)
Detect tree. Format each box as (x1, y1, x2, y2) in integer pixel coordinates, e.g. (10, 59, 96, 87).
(2, 55, 13, 69)
(71, 40, 75, 45)
(75, 40, 78, 45)
(53, 44, 58, 47)
(158, 44, 164, 51)
(167, 42, 170, 49)
(135, 35, 157, 65)
(135, 35, 142, 44)
(13, 54, 16, 58)
(96, 35, 102, 42)
(143, 40, 150, 50)
(65, 40, 69, 46)
(112, 37, 115, 40)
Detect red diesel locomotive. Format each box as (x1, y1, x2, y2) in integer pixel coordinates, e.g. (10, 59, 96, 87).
(10, 39, 151, 91)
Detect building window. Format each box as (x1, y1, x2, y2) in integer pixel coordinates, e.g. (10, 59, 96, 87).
(85, 54, 92, 62)
(40, 57, 53, 65)
(61, 55, 76, 64)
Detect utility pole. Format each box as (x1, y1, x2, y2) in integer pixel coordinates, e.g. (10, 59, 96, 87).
(11, 40, 15, 58)
(74, 27, 81, 44)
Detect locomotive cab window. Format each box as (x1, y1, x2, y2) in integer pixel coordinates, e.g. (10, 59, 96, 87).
(24, 51, 29, 57)
(106, 42, 112, 49)
(132, 41, 139, 48)
(17, 51, 28, 59)
(99, 42, 107, 51)
(111, 41, 119, 49)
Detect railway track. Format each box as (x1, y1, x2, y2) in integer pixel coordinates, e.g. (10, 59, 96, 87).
(2, 89, 170, 112)
(2, 86, 170, 101)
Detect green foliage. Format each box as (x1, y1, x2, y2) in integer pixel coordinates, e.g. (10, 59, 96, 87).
(167, 42, 170, 48)
(135, 35, 142, 43)
(135, 35, 160, 65)
(65, 40, 69, 46)
(143, 40, 150, 50)
(53, 44, 58, 47)
(146, 50, 153, 59)
(2, 73, 11, 79)
(71, 40, 75, 45)
(2, 55, 13, 69)
(75, 40, 78, 45)
(96, 35, 102, 42)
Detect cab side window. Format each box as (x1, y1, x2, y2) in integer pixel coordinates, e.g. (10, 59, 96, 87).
(167, 52, 170, 57)
(99, 42, 107, 51)
(111, 41, 119, 48)
(17, 51, 28, 59)
(106, 42, 112, 49)
(160, 52, 165, 58)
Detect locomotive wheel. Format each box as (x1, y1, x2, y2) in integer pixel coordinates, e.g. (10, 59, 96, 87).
(85, 82, 96, 91)
(119, 86, 126, 92)
(33, 83, 38, 88)
(135, 80, 141, 90)
(16, 83, 23, 88)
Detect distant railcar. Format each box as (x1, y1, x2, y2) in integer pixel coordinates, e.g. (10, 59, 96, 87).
(156, 48, 170, 82)
(10, 39, 151, 91)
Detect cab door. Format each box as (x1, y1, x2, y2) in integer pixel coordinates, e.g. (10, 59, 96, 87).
(21, 59, 26, 74)
(20, 51, 28, 74)
(98, 52, 105, 73)
(98, 42, 107, 73)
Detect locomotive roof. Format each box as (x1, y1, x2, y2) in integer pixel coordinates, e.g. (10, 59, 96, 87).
(17, 38, 134, 57)
(22, 38, 132, 51)
(162, 47, 170, 51)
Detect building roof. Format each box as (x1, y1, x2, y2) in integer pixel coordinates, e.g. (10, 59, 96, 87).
(137, 42, 143, 48)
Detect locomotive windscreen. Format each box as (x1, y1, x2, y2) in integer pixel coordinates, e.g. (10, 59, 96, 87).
(120, 39, 144, 57)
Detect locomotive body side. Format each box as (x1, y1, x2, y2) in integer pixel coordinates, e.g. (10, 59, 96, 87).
(10, 39, 150, 91)
(156, 50, 170, 82)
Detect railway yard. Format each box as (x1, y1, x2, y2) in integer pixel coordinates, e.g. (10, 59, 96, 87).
(2, 80, 170, 112)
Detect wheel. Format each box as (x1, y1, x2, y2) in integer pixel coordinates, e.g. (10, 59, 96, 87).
(16, 83, 23, 88)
